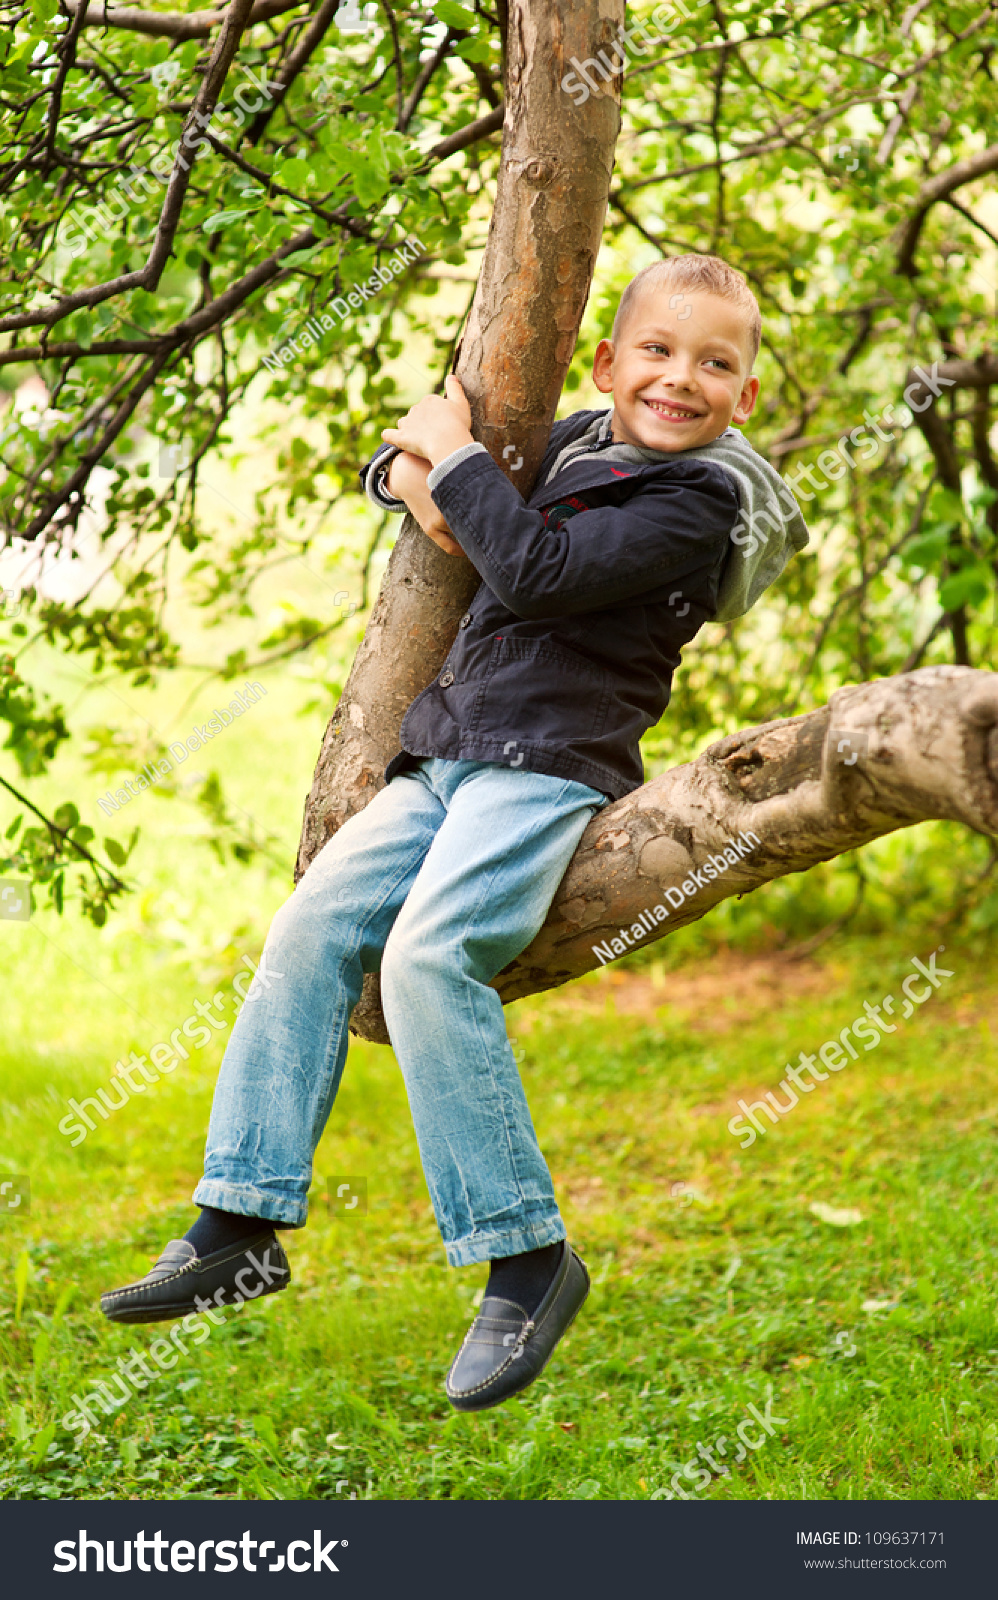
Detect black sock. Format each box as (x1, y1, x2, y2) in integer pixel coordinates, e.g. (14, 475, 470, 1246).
(486, 1241, 563, 1317)
(183, 1206, 270, 1258)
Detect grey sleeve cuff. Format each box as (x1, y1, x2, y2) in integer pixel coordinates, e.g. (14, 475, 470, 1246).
(365, 447, 407, 513)
(426, 441, 489, 493)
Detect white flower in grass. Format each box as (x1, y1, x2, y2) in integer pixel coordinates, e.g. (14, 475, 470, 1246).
(809, 1201, 864, 1226)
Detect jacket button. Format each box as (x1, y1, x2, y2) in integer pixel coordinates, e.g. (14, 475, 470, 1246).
(459, 612, 472, 628)
(439, 670, 455, 688)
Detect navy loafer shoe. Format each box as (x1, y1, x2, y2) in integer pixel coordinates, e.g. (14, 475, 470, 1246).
(100, 1231, 290, 1324)
(445, 1239, 590, 1413)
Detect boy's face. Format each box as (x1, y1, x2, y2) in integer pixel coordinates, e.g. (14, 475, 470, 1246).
(592, 288, 760, 452)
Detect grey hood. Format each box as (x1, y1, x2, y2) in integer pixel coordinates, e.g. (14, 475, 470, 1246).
(546, 415, 810, 623)
(676, 427, 810, 621)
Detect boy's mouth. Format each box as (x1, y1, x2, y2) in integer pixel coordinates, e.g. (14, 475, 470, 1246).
(640, 397, 705, 422)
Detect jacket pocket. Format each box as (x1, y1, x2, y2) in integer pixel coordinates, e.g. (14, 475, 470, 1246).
(468, 636, 612, 745)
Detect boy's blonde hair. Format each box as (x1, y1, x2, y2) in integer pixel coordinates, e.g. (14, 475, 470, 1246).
(612, 254, 761, 367)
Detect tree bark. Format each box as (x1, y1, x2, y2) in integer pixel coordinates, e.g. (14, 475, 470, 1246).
(496, 665, 998, 1003)
(295, 0, 625, 1034)
(330, 664, 998, 1042)
(295, 11, 998, 1046)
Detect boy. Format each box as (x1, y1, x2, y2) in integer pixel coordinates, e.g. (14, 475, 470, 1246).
(101, 255, 807, 1412)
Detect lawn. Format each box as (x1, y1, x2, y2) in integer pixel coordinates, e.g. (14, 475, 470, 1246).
(1, 652, 995, 1501)
(2, 913, 995, 1495)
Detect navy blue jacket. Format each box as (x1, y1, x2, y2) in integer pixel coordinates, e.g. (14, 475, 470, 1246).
(361, 410, 740, 800)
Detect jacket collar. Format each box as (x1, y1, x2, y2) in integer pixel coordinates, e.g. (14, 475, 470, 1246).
(526, 448, 715, 509)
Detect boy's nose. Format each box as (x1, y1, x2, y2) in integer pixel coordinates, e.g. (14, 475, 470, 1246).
(660, 370, 700, 394)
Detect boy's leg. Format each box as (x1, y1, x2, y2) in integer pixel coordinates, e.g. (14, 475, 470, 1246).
(379, 759, 605, 1409)
(192, 769, 447, 1225)
(100, 768, 447, 1323)
(379, 758, 605, 1265)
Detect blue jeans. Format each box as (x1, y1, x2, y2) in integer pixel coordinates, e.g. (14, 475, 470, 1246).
(193, 758, 606, 1266)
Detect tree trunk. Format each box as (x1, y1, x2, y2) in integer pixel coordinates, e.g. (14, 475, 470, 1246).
(295, 0, 625, 1034)
(296, 8, 998, 1044)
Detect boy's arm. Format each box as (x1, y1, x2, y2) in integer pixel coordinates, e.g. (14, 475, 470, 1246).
(386, 452, 469, 558)
(360, 441, 468, 558)
(381, 378, 739, 617)
(425, 449, 739, 618)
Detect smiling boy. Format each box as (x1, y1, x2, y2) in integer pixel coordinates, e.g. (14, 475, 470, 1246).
(101, 255, 807, 1413)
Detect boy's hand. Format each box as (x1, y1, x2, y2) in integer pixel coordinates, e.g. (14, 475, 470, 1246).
(386, 449, 469, 559)
(381, 375, 474, 467)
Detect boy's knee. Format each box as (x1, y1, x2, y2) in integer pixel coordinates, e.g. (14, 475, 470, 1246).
(381, 925, 447, 998)
(268, 881, 344, 960)
(380, 927, 413, 993)
(268, 890, 308, 948)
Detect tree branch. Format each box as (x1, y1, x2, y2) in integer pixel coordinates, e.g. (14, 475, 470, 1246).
(943, 195, 998, 251)
(895, 140, 998, 276)
(0, 770, 127, 892)
(64, 0, 306, 41)
(421, 104, 504, 164)
(244, 0, 342, 144)
(494, 668, 998, 1010)
(0, 0, 258, 337)
(399, 27, 456, 133)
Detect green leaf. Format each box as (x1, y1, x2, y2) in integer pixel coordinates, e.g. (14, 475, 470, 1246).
(202, 208, 251, 235)
(938, 565, 992, 611)
(281, 244, 330, 269)
(119, 1438, 140, 1470)
(433, 0, 477, 25)
(915, 1277, 936, 1307)
(30, 1421, 56, 1471)
(353, 163, 390, 206)
(5, 813, 22, 840)
(969, 486, 998, 510)
(900, 525, 955, 572)
(53, 802, 79, 831)
(278, 158, 311, 189)
(252, 1415, 281, 1456)
(14, 1248, 29, 1322)
(454, 36, 493, 62)
(52, 1283, 76, 1327)
(104, 837, 127, 865)
(32, 1329, 50, 1370)
(8, 1404, 30, 1446)
(928, 486, 964, 524)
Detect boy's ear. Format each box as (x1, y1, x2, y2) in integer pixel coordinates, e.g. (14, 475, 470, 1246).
(592, 338, 615, 395)
(732, 374, 760, 426)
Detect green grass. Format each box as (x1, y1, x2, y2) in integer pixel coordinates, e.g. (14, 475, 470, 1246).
(2, 898, 996, 1497)
(0, 644, 995, 1499)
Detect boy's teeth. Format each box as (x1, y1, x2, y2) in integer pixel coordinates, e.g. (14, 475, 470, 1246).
(646, 400, 697, 418)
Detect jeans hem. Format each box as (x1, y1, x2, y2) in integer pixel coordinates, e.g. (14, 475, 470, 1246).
(192, 1179, 307, 1228)
(444, 1214, 566, 1268)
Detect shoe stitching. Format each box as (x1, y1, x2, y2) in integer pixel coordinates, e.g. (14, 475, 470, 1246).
(446, 1261, 588, 1399)
(448, 1292, 591, 1409)
(530, 1246, 580, 1339)
(448, 1275, 591, 1403)
(101, 1238, 288, 1305)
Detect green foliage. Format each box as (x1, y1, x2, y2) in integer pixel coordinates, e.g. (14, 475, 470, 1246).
(0, 0, 995, 925)
(1, 932, 995, 1500)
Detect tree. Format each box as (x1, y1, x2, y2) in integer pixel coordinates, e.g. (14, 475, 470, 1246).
(1, 1, 995, 937)
(292, 2, 997, 1037)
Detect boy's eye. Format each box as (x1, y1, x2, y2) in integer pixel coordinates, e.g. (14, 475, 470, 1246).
(645, 342, 669, 355)
(705, 357, 730, 369)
